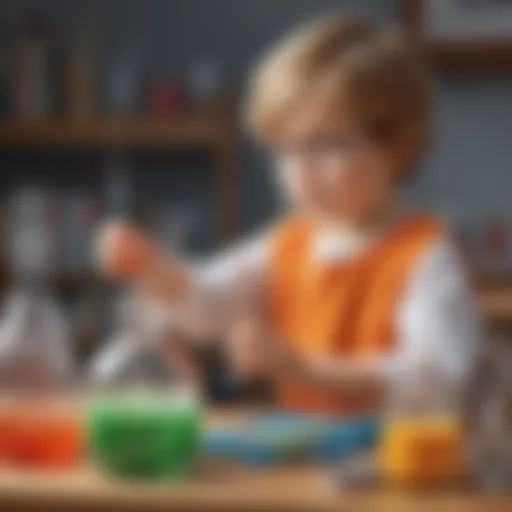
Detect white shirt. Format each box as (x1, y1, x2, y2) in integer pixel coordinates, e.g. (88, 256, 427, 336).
(184, 220, 481, 392)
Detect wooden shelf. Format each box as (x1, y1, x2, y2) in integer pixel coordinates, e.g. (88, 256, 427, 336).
(400, 0, 512, 73)
(0, 115, 232, 150)
(475, 276, 512, 324)
(0, 113, 238, 242)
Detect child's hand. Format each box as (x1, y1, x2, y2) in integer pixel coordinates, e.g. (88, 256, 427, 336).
(225, 315, 302, 381)
(163, 334, 202, 389)
(95, 220, 153, 280)
(95, 220, 190, 302)
(225, 316, 267, 378)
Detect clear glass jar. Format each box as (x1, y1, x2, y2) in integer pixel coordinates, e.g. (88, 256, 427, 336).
(379, 350, 464, 486)
(464, 336, 512, 491)
(87, 291, 202, 480)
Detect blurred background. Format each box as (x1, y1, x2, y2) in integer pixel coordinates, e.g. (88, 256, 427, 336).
(0, 0, 511, 380)
(0, 0, 511, 506)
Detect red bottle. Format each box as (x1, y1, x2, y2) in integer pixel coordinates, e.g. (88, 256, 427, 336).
(147, 79, 183, 118)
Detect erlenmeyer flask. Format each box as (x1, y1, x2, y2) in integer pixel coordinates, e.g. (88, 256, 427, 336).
(87, 291, 201, 480)
(0, 190, 81, 467)
(0, 285, 82, 467)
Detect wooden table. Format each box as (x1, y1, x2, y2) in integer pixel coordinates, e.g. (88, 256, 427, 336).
(0, 464, 511, 512)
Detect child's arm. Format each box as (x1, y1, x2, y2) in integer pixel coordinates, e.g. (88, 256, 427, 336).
(227, 321, 385, 401)
(95, 220, 268, 338)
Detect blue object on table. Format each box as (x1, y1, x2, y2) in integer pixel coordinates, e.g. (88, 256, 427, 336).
(202, 412, 380, 466)
(312, 415, 380, 462)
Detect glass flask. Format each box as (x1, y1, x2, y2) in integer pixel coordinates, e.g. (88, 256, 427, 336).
(87, 291, 202, 480)
(0, 190, 81, 467)
(464, 336, 512, 491)
(379, 349, 464, 486)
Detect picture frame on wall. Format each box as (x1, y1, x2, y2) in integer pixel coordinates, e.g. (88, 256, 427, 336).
(401, 0, 512, 72)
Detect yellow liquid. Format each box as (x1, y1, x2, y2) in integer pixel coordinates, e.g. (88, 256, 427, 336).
(380, 415, 463, 485)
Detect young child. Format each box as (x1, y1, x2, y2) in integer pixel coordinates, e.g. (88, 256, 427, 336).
(97, 13, 479, 414)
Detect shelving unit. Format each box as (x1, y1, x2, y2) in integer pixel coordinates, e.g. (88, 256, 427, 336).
(0, 111, 237, 243)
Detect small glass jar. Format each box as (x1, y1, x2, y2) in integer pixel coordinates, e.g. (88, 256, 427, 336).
(379, 351, 464, 486)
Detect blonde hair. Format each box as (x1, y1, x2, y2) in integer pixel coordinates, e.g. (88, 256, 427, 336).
(247, 13, 430, 169)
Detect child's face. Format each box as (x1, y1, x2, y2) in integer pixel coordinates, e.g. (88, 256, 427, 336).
(271, 100, 400, 224)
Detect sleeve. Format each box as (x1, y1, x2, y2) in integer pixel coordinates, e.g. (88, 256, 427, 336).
(379, 236, 482, 394)
(176, 233, 270, 336)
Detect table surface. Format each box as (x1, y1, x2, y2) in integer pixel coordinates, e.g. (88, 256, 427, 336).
(1, 402, 512, 511)
(1, 464, 511, 512)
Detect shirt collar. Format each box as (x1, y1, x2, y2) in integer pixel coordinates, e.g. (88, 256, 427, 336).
(311, 205, 409, 262)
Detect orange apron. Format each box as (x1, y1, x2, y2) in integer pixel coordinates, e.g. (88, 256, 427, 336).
(267, 213, 443, 414)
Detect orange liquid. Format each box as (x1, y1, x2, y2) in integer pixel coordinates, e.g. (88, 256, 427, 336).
(380, 415, 463, 485)
(0, 398, 83, 468)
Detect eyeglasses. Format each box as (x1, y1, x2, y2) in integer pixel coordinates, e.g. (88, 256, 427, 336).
(267, 135, 371, 165)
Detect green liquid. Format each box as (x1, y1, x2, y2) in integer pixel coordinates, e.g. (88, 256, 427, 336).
(87, 392, 201, 480)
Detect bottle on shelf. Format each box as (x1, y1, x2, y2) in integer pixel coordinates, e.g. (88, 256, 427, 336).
(12, 16, 54, 119)
(67, 19, 96, 119)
